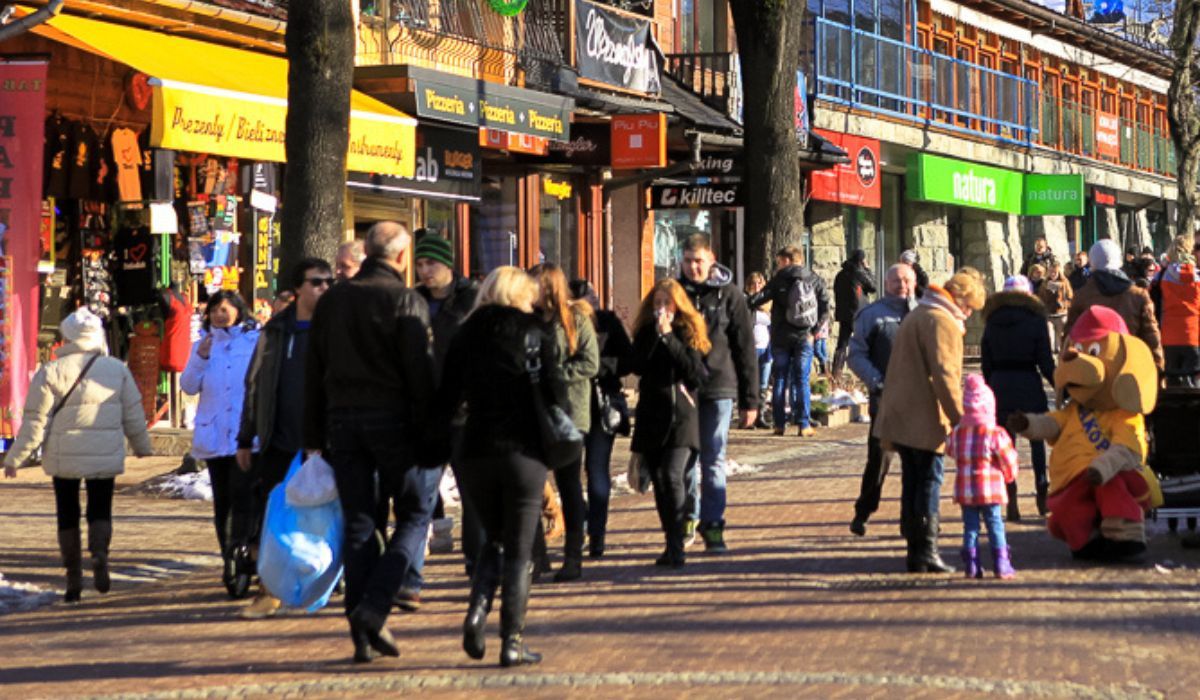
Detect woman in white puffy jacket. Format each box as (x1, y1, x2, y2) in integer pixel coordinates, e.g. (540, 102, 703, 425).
(3, 309, 153, 603)
(180, 291, 259, 594)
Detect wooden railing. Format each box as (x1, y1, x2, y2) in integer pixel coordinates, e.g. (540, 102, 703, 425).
(664, 52, 738, 115)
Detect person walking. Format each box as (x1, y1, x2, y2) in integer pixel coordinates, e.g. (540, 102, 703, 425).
(434, 266, 566, 667)
(304, 221, 438, 663)
(847, 263, 916, 537)
(1154, 236, 1200, 386)
(875, 267, 987, 574)
(1065, 239, 1164, 370)
(832, 248, 876, 377)
(747, 246, 831, 439)
(1038, 261, 1073, 354)
(569, 279, 633, 559)
(235, 258, 333, 619)
(677, 235, 758, 553)
(1020, 237, 1055, 276)
(630, 279, 710, 569)
(3, 309, 153, 602)
(745, 272, 773, 428)
(531, 263, 599, 582)
(180, 290, 260, 597)
(981, 276, 1055, 520)
(946, 375, 1019, 580)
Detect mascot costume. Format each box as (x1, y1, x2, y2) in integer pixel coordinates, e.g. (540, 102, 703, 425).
(1008, 306, 1162, 560)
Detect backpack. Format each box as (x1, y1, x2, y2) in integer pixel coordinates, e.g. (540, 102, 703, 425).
(785, 275, 819, 329)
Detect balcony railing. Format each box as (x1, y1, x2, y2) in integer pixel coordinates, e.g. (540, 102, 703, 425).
(1039, 96, 1176, 176)
(665, 52, 739, 116)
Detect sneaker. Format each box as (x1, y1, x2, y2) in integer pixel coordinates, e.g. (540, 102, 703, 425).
(700, 523, 729, 554)
(394, 588, 422, 613)
(238, 591, 281, 620)
(798, 426, 816, 438)
(683, 519, 698, 547)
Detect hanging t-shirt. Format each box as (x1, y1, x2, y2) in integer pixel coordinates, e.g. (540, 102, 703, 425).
(137, 129, 177, 201)
(44, 114, 71, 199)
(159, 290, 192, 372)
(111, 226, 157, 306)
(67, 122, 98, 200)
(112, 128, 143, 202)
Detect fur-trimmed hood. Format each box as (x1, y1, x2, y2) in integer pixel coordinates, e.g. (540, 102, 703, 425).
(982, 291, 1047, 321)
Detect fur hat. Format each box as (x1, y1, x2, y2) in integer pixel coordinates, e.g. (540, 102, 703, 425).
(961, 374, 996, 427)
(60, 308, 107, 353)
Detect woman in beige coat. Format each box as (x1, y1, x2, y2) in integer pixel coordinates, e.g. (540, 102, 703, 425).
(3, 309, 153, 602)
(874, 268, 986, 574)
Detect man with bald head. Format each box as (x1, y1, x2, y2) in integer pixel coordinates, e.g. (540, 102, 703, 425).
(305, 221, 437, 663)
(847, 263, 917, 536)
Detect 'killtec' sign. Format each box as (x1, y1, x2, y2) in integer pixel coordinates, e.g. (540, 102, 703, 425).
(575, 0, 662, 95)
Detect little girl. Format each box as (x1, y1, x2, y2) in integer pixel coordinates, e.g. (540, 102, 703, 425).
(945, 375, 1019, 579)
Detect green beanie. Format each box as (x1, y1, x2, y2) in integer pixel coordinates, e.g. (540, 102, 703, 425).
(414, 234, 454, 268)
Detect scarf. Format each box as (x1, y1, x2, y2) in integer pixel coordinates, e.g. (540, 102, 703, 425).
(919, 285, 967, 334)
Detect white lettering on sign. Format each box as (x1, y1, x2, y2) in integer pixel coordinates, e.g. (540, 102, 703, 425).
(415, 146, 440, 183)
(952, 170, 997, 207)
(659, 186, 739, 207)
(584, 8, 657, 85)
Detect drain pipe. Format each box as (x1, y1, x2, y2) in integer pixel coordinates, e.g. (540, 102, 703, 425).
(0, 0, 65, 43)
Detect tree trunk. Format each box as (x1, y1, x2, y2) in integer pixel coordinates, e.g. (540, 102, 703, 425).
(1168, 0, 1200, 247)
(731, 0, 807, 277)
(281, 0, 355, 277)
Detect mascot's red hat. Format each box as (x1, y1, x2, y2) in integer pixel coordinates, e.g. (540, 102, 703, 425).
(1070, 306, 1129, 343)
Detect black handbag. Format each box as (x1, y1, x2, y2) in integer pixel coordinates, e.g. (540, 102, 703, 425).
(595, 381, 631, 436)
(524, 330, 584, 469)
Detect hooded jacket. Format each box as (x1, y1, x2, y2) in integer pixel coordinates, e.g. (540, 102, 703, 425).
(181, 324, 260, 459)
(980, 292, 1055, 418)
(1065, 269, 1164, 369)
(680, 263, 759, 409)
(833, 254, 877, 324)
(3, 342, 152, 478)
(417, 275, 479, 379)
(747, 264, 832, 351)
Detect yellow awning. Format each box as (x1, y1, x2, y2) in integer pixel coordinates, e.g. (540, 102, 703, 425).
(28, 10, 416, 177)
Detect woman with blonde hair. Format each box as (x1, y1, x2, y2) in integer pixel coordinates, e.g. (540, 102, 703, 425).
(434, 266, 566, 666)
(631, 279, 711, 568)
(530, 263, 599, 582)
(875, 267, 987, 574)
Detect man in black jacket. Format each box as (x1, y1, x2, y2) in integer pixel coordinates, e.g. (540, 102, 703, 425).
(236, 257, 333, 619)
(678, 234, 758, 554)
(305, 221, 436, 663)
(1020, 237, 1055, 276)
(748, 246, 831, 438)
(832, 248, 876, 376)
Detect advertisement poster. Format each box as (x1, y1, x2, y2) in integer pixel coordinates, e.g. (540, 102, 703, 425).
(574, 0, 662, 95)
(0, 61, 48, 440)
(808, 129, 881, 209)
(1096, 111, 1121, 160)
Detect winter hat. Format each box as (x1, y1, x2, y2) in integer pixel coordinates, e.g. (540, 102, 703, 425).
(961, 374, 996, 427)
(60, 308, 107, 353)
(1089, 239, 1122, 271)
(1003, 275, 1033, 294)
(1069, 306, 1129, 343)
(900, 249, 919, 265)
(414, 234, 454, 268)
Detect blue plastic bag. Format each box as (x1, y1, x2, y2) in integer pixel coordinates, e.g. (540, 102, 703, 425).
(258, 453, 344, 611)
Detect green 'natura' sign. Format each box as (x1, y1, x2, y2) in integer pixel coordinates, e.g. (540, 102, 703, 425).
(907, 153, 1085, 217)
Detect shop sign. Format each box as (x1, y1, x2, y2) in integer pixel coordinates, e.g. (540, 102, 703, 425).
(480, 128, 549, 155)
(543, 177, 573, 200)
(0, 60, 48, 439)
(350, 126, 482, 200)
(1096, 112, 1121, 160)
(574, 0, 662, 95)
(1092, 186, 1117, 207)
(396, 66, 572, 141)
(808, 130, 880, 208)
(1024, 174, 1084, 217)
(540, 123, 611, 166)
(650, 182, 744, 209)
(906, 153, 1023, 215)
(611, 113, 667, 169)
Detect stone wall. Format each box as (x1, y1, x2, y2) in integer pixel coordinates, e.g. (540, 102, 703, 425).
(907, 202, 953, 284)
(808, 201, 846, 290)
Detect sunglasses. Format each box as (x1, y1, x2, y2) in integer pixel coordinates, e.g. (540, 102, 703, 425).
(306, 277, 333, 287)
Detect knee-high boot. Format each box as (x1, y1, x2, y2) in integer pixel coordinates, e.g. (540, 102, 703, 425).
(463, 543, 501, 660)
(1006, 482, 1021, 522)
(88, 520, 113, 593)
(499, 560, 541, 667)
(917, 515, 955, 574)
(58, 529, 83, 603)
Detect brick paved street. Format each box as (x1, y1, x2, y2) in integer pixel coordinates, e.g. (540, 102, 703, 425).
(2, 424, 1199, 699)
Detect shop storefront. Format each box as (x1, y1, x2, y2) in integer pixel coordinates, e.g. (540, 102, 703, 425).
(806, 130, 883, 279)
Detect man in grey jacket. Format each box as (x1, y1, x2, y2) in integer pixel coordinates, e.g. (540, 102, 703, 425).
(848, 263, 916, 537)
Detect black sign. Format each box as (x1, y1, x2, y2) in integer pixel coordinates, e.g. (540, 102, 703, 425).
(651, 182, 744, 209)
(538, 123, 611, 166)
(575, 0, 662, 95)
(348, 126, 482, 201)
(1091, 186, 1117, 208)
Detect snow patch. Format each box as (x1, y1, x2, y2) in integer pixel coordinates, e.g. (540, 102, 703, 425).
(144, 470, 213, 501)
(0, 573, 57, 614)
(726, 460, 761, 477)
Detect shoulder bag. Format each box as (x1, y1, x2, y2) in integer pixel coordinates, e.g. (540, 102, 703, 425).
(44, 353, 101, 441)
(524, 330, 584, 470)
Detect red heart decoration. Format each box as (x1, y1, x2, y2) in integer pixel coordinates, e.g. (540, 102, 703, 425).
(129, 243, 148, 263)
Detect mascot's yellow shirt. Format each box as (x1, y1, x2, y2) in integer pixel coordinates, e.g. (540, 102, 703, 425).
(1047, 403, 1147, 493)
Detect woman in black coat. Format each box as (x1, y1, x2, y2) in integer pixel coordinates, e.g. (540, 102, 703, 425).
(981, 276, 1056, 520)
(435, 266, 566, 668)
(630, 279, 710, 568)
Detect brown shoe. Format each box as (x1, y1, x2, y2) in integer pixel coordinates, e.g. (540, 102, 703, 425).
(798, 426, 816, 438)
(395, 589, 422, 613)
(238, 591, 281, 619)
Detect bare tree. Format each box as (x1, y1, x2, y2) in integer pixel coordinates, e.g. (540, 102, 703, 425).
(281, 0, 355, 275)
(1169, 0, 1200, 243)
(731, 0, 808, 275)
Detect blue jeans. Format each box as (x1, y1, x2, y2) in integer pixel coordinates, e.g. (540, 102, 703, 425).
(685, 398, 733, 525)
(896, 445, 944, 524)
(771, 340, 814, 428)
(756, 347, 772, 392)
(962, 504, 1007, 550)
(401, 465, 445, 592)
(584, 428, 616, 540)
(813, 339, 828, 374)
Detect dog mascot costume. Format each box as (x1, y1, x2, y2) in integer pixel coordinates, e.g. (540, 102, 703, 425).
(1008, 306, 1162, 560)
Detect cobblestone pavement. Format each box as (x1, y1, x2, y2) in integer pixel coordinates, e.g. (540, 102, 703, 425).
(2, 425, 1199, 699)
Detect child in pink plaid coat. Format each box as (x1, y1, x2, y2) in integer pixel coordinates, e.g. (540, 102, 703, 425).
(945, 374, 1019, 579)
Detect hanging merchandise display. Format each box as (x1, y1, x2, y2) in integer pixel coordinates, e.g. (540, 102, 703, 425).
(112, 225, 157, 306)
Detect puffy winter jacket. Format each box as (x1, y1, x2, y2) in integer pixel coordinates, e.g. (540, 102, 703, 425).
(980, 292, 1055, 419)
(680, 264, 759, 409)
(1159, 263, 1200, 347)
(3, 343, 152, 478)
(181, 324, 259, 459)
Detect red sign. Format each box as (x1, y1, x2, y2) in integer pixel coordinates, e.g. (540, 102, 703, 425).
(0, 61, 48, 439)
(611, 113, 666, 169)
(479, 128, 549, 156)
(808, 129, 881, 209)
(1096, 111, 1120, 160)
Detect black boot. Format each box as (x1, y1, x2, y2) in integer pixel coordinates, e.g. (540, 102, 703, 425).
(350, 621, 376, 664)
(88, 520, 113, 594)
(903, 515, 922, 573)
(463, 543, 501, 660)
(1035, 483, 1048, 517)
(1006, 482, 1021, 522)
(499, 560, 541, 667)
(554, 525, 584, 582)
(553, 557, 582, 582)
(531, 524, 552, 582)
(58, 529, 83, 603)
(588, 533, 605, 559)
(349, 604, 400, 658)
(918, 515, 955, 574)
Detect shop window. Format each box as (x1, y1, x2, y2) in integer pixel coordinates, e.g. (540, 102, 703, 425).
(654, 209, 712, 280)
(678, 0, 722, 52)
(538, 175, 578, 275)
(469, 176, 519, 277)
(423, 199, 457, 248)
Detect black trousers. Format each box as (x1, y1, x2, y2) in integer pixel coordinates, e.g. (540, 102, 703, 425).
(251, 446, 298, 546)
(644, 447, 692, 553)
(206, 455, 257, 555)
(853, 401, 889, 521)
(552, 456, 586, 561)
(53, 477, 114, 531)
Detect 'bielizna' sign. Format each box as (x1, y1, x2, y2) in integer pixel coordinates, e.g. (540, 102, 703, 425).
(575, 0, 662, 95)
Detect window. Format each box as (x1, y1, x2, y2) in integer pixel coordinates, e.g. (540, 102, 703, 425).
(538, 174, 578, 274)
(469, 176, 520, 276)
(678, 0, 723, 53)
